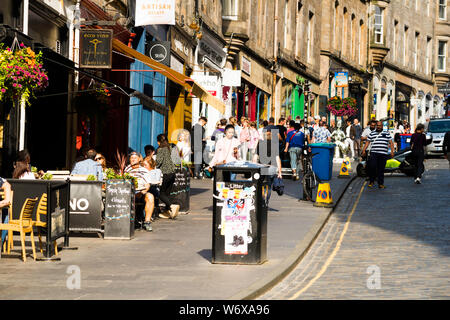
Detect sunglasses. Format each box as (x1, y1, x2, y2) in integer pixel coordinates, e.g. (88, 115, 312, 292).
(95, 157, 103, 161)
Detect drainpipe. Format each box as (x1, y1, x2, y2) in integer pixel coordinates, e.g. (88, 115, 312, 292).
(272, 0, 279, 119)
(19, 0, 29, 151)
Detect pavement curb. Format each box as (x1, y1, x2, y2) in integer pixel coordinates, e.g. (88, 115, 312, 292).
(228, 174, 357, 300)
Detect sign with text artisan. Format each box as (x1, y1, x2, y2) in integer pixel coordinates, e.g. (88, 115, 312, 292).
(80, 29, 112, 69)
(135, 0, 175, 26)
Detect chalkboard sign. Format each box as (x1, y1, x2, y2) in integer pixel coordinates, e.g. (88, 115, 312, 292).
(168, 167, 190, 213)
(69, 181, 103, 232)
(104, 180, 135, 240)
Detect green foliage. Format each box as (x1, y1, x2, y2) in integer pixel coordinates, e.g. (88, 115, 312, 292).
(31, 166, 37, 173)
(42, 173, 53, 180)
(105, 168, 138, 189)
(86, 174, 97, 181)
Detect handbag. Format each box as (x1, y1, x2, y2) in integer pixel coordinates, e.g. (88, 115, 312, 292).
(272, 177, 284, 196)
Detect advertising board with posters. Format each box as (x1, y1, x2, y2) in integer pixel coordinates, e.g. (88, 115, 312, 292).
(334, 71, 349, 87)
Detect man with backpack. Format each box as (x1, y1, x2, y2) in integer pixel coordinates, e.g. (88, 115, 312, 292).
(284, 122, 305, 181)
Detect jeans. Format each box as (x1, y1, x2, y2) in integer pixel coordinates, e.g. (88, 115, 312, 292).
(412, 150, 425, 179)
(354, 139, 361, 158)
(1, 209, 8, 250)
(241, 142, 249, 161)
(266, 175, 275, 207)
(368, 152, 388, 185)
(159, 173, 175, 210)
(288, 147, 303, 174)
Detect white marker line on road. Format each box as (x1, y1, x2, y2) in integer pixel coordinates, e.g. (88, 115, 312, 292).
(288, 180, 367, 300)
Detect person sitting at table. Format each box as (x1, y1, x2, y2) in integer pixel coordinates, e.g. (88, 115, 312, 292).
(124, 152, 155, 231)
(71, 149, 103, 181)
(12, 149, 40, 179)
(94, 153, 108, 177)
(0, 177, 12, 253)
(143, 156, 163, 220)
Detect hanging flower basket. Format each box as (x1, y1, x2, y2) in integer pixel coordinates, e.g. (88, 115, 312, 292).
(0, 43, 49, 106)
(327, 96, 358, 117)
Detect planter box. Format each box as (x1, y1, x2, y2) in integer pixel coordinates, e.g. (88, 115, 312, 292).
(104, 179, 135, 240)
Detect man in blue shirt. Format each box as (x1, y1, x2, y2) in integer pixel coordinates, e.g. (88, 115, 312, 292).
(72, 149, 103, 181)
(285, 123, 305, 181)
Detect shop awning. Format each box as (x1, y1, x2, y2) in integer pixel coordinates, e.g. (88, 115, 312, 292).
(112, 39, 225, 114)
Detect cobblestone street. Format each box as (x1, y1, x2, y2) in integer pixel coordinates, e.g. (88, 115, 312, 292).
(261, 158, 450, 299)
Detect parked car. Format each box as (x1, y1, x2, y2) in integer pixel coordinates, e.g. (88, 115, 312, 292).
(425, 118, 450, 156)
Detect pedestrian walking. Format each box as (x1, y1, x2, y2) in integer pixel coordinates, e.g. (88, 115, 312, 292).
(312, 120, 331, 143)
(284, 122, 305, 180)
(156, 134, 180, 219)
(344, 119, 356, 159)
(248, 121, 261, 161)
(191, 117, 208, 179)
(361, 121, 395, 189)
(239, 118, 251, 161)
(410, 124, 428, 184)
(208, 124, 241, 168)
(353, 119, 362, 160)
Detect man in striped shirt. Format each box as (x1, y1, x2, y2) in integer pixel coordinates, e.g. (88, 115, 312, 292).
(361, 121, 395, 189)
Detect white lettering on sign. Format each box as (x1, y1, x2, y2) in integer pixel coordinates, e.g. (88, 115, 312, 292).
(70, 198, 89, 211)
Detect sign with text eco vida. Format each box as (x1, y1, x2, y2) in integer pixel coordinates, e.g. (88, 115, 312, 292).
(80, 29, 113, 69)
(334, 71, 349, 87)
(135, 0, 175, 26)
(146, 41, 170, 66)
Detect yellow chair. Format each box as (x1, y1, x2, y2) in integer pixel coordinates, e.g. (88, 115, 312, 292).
(0, 190, 13, 254)
(0, 197, 38, 262)
(9, 193, 58, 256)
(34, 193, 58, 256)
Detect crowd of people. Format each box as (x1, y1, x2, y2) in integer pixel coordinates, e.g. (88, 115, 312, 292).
(1, 114, 441, 239)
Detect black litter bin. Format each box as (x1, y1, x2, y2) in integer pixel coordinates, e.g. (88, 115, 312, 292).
(212, 161, 271, 265)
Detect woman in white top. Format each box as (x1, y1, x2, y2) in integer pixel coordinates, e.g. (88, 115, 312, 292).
(12, 150, 36, 179)
(176, 130, 191, 163)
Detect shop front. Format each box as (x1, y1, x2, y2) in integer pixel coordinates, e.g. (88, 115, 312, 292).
(395, 81, 412, 123)
(236, 54, 272, 122)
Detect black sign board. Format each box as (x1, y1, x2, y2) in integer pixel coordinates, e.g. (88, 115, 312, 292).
(104, 180, 135, 240)
(80, 29, 113, 69)
(168, 167, 190, 213)
(146, 41, 170, 66)
(6, 179, 70, 258)
(69, 181, 103, 232)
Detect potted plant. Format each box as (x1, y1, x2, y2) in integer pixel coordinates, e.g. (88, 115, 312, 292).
(0, 43, 48, 106)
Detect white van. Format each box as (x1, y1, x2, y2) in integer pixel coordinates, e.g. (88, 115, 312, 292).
(425, 118, 450, 156)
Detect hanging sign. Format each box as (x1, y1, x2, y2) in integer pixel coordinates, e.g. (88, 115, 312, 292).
(135, 0, 175, 26)
(79, 29, 113, 69)
(146, 41, 171, 66)
(334, 71, 348, 87)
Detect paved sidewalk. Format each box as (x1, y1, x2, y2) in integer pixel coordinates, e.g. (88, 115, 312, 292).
(0, 163, 355, 300)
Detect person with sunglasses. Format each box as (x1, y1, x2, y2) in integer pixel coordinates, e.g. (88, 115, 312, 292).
(71, 149, 103, 181)
(95, 153, 107, 177)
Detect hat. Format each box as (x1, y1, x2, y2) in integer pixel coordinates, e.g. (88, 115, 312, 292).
(314, 115, 320, 120)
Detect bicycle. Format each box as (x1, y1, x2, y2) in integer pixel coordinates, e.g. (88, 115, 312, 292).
(301, 149, 320, 201)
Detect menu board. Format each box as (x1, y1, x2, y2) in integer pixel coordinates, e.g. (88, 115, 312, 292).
(104, 180, 135, 239)
(168, 167, 190, 212)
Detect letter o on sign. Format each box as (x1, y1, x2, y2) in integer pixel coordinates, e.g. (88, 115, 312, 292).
(77, 198, 89, 211)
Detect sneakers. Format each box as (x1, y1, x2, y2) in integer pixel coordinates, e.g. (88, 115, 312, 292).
(415, 178, 421, 184)
(170, 204, 180, 219)
(378, 184, 385, 189)
(143, 222, 153, 232)
(368, 182, 374, 188)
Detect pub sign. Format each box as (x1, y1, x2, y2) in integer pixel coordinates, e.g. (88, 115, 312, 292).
(80, 29, 113, 69)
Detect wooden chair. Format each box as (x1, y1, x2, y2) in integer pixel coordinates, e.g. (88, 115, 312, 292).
(34, 193, 58, 256)
(0, 190, 13, 254)
(0, 197, 38, 262)
(8, 193, 58, 256)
